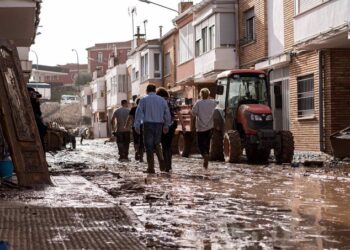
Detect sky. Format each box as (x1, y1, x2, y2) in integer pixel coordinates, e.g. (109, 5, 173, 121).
(30, 0, 200, 66)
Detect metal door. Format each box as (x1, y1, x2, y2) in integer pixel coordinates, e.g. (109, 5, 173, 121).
(270, 67, 290, 131)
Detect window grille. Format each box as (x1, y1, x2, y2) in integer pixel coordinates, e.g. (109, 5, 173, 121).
(297, 75, 315, 118)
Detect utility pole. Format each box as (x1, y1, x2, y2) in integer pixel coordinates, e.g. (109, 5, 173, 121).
(72, 49, 80, 90)
(30, 50, 39, 81)
(143, 19, 148, 40)
(129, 7, 137, 43)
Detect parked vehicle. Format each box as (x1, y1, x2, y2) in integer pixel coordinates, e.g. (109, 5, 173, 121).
(61, 95, 80, 105)
(211, 69, 294, 163)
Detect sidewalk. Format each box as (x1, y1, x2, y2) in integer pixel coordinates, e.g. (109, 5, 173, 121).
(0, 176, 146, 250)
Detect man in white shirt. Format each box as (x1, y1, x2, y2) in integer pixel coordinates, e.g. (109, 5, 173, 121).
(191, 88, 217, 169)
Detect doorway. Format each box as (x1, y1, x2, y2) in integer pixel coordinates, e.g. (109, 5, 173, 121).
(270, 67, 290, 131)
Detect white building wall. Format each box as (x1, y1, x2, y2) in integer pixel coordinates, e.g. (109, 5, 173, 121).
(193, 0, 237, 80)
(91, 77, 105, 113)
(127, 51, 141, 97)
(294, 0, 350, 43)
(268, 0, 285, 57)
(106, 64, 128, 110)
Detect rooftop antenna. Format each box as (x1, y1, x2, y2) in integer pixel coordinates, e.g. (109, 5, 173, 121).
(143, 19, 148, 40)
(128, 6, 137, 41)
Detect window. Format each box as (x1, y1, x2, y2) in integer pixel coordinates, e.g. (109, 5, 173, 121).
(118, 75, 127, 93)
(164, 53, 171, 76)
(295, 0, 326, 14)
(87, 95, 92, 105)
(154, 53, 161, 78)
(179, 23, 194, 64)
(201, 27, 208, 53)
(195, 39, 201, 57)
(132, 68, 136, 82)
(111, 76, 117, 95)
(209, 25, 215, 50)
(97, 52, 103, 63)
(297, 75, 315, 118)
(245, 8, 255, 42)
(141, 53, 149, 80)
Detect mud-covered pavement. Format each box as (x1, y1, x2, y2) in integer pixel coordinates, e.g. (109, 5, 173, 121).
(47, 139, 350, 249)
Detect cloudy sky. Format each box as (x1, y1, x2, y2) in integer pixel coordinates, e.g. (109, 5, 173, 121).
(30, 0, 200, 66)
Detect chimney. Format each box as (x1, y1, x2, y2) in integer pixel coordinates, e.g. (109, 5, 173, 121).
(159, 26, 163, 38)
(178, 1, 193, 13)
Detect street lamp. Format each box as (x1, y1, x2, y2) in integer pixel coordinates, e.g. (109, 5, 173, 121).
(30, 50, 39, 82)
(138, 0, 179, 14)
(72, 49, 80, 88)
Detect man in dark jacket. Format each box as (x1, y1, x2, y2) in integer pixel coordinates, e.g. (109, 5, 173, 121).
(27, 87, 47, 149)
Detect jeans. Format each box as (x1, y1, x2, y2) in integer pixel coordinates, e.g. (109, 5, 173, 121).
(161, 121, 177, 171)
(143, 122, 163, 154)
(197, 129, 213, 156)
(116, 131, 130, 159)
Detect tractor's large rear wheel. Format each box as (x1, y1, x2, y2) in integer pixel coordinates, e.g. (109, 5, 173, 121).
(223, 130, 242, 163)
(275, 131, 294, 164)
(210, 129, 224, 161)
(178, 132, 192, 157)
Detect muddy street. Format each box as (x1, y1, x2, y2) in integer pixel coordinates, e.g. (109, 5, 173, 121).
(47, 139, 350, 249)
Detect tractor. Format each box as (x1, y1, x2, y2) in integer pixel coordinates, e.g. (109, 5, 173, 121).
(211, 69, 294, 163)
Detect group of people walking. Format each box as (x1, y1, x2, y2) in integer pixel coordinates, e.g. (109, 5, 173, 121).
(111, 83, 217, 174)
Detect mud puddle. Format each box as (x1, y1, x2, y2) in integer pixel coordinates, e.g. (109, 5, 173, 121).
(46, 139, 350, 249)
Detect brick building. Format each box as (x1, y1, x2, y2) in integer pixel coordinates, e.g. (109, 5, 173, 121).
(86, 41, 131, 75)
(31, 64, 88, 86)
(240, 0, 350, 153)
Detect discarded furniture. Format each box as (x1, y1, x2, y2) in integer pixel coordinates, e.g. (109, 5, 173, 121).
(330, 127, 350, 159)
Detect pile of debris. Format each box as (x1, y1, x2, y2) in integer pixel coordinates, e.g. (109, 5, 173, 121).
(44, 118, 76, 151)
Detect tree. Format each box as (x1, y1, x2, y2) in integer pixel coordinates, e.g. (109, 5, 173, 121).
(74, 72, 92, 86)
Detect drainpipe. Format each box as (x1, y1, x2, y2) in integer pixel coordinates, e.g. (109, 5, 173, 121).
(319, 50, 325, 152)
(267, 69, 273, 108)
(234, 2, 240, 68)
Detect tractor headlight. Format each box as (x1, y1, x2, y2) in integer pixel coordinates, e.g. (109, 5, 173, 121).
(265, 114, 273, 121)
(250, 114, 263, 121)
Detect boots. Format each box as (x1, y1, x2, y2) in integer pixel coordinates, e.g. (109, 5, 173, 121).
(155, 144, 166, 172)
(134, 144, 140, 161)
(139, 147, 144, 162)
(203, 154, 209, 169)
(145, 152, 155, 174)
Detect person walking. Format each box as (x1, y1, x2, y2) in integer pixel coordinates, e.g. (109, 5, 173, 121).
(191, 88, 217, 169)
(111, 100, 131, 161)
(126, 98, 144, 162)
(27, 87, 47, 150)
(134, 84, 171, 174)
(156, 87, 185, 172)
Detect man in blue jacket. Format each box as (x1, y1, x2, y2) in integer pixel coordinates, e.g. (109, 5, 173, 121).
(134, 84, 171, 173)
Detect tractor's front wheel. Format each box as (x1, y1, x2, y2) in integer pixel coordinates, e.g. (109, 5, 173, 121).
(275, 131, 294, 164)
(224, 130, 242, 163)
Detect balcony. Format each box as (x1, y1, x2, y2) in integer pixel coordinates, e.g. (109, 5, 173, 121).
(0, 0, 39, 46)
(194, 47, 237, 82)
(107, 92, 128, 109)
(294, 0, 350, 49)
(92, 98, 105, 113)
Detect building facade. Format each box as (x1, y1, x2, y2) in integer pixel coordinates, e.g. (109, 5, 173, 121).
(240, 0, 350, 152)
(193, 0, 238, 98)
(0, 0, 41, 82)
(86, 41, 131, 75)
